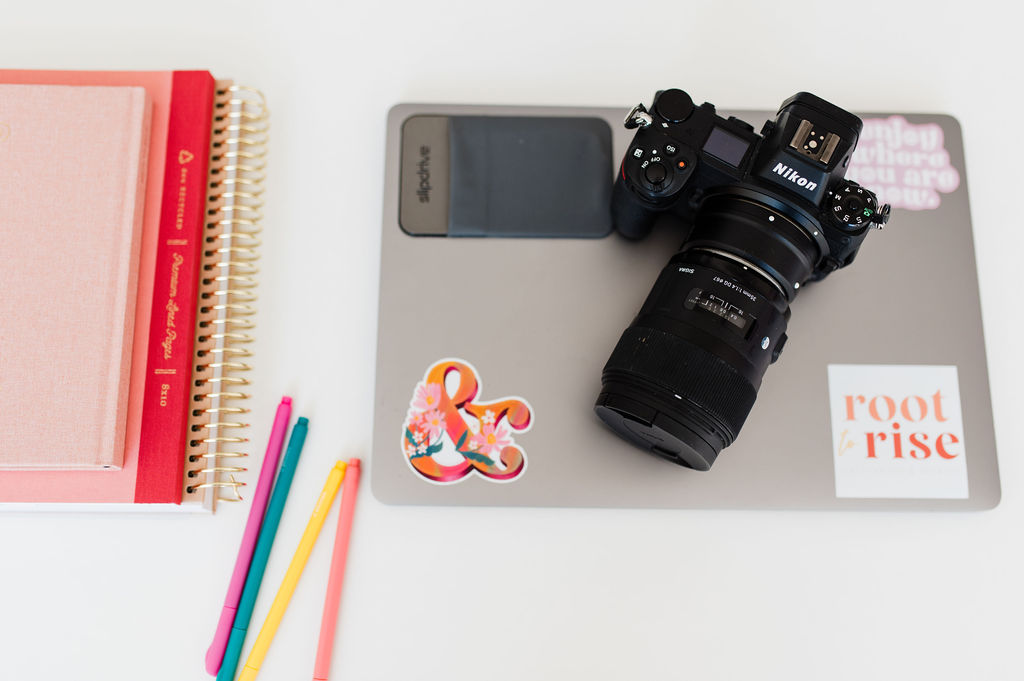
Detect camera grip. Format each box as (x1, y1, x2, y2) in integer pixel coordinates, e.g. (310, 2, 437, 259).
(611, 176, 659, 240)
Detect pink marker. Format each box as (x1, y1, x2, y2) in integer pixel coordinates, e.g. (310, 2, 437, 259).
(205, 396, 293, 675)
(313, 458, 362, 681)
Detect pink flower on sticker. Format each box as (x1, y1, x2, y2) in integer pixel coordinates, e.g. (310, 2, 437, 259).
(413, 382, 443, 411)
(422, 410, 445, 439)
(472, 423, 511, 457)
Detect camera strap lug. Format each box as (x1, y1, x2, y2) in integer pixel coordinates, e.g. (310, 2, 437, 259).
(624, 103, 653, 129)
(871, 203, 892, 228)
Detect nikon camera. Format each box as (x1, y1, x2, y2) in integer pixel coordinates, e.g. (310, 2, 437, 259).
(595, 88, 891, 470)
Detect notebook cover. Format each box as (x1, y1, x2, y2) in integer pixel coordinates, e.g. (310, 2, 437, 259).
(0, 71, 210, 505)
(0, 83, 150, 470)
(135, 71, 216, 503)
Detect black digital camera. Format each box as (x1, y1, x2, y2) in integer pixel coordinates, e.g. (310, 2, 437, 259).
(594, 88, 890, 470)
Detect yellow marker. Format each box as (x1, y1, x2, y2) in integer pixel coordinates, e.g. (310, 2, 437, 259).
(237, 461, 347, 681)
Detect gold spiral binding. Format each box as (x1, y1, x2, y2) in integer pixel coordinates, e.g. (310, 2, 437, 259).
(184, 81, 268, 506)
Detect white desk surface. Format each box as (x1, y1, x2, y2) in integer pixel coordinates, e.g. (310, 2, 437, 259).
(2, 2, 1021, 679)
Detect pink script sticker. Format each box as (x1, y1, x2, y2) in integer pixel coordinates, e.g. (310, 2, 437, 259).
(847, 116, 960, 211)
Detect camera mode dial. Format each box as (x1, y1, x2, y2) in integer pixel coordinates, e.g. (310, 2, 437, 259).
(828, 181, 888, 230)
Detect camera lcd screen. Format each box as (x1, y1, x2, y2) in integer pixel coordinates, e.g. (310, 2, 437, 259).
(703, 127, 750, 167)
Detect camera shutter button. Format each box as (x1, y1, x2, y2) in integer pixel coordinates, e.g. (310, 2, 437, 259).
(644, 162, 668, 185)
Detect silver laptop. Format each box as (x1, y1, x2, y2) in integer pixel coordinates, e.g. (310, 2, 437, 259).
(371, 102, 1000, 511)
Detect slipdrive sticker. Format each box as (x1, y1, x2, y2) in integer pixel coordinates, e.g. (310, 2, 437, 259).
(827, 364, 968, 499)
(402, 358, 533, 485)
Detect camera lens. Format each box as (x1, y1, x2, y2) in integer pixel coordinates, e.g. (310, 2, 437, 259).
(595, 191, 820, 469)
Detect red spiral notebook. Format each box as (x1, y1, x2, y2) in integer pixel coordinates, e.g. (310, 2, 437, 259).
(0, 70, 267, 510)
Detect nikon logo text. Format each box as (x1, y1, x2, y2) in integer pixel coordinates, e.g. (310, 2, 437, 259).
(772, 163, 818, 192)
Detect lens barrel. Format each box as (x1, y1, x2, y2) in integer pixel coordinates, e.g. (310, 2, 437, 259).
(596, 192, 816, 469)
(596, 325, 758, 470)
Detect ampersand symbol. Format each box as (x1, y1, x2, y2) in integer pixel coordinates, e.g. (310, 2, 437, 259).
(402, 359, 532, 484)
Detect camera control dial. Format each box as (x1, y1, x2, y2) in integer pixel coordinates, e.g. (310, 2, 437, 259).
(828, 181, 889, 230)
(644, 162, 668, 185)
(654, 89, 695, 123)
(625, 140, 696, 197)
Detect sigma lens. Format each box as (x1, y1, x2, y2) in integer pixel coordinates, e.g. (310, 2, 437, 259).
(595, 190, 820, 470)
(598, 88, 889, 469)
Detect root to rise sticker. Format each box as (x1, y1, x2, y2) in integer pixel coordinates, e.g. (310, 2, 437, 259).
(827, 364, 968, 499)
(402, 358, 533, 484)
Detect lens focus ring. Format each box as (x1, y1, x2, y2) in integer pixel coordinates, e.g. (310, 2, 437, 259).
(602, 325, 758, 449)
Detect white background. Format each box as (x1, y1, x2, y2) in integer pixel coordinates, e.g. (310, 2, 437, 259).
(2, 2, 1022, 679)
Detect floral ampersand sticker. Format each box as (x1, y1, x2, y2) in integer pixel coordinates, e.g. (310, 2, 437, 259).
(402, 359, 533, 484)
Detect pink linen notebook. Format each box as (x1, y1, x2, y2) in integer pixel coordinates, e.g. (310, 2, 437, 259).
(0, 70, 170, 502)
(0, 84, 151, 469)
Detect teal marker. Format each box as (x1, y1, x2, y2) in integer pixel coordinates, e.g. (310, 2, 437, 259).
(217, 417, 309, 681)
